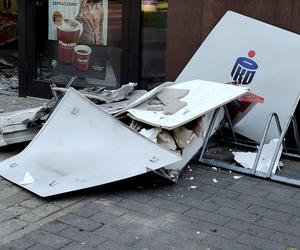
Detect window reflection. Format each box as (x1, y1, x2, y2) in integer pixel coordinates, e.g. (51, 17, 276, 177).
(141, 0, 168, 89)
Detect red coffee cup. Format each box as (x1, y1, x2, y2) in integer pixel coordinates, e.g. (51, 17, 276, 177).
(74, 45, 92, 71)
(57, 19, 81, 64)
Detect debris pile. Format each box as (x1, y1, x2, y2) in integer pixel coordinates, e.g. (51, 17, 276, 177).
(0, 79, 249, 196)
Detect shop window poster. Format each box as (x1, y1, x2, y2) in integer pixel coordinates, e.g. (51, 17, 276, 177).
(48, 0, 108, 81)
(0, 0, 17, 13)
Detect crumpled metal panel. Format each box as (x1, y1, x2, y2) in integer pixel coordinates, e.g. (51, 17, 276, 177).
(0, 88, 181, 197)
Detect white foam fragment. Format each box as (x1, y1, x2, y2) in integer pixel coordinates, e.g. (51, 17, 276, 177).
(20, 172, 35, 185)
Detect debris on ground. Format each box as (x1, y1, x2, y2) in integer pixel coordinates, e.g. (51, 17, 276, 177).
(233, 139, 282, 174)
(0, 79, 249, 196)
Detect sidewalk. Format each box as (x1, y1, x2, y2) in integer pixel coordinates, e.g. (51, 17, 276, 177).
(0, 94, 300, 249)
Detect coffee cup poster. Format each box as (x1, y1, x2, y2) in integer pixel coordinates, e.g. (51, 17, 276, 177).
(47, 0, 108, 80)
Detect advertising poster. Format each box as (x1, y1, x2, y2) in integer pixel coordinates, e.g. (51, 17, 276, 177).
(48, 0, 108, 80)
(0, 0, 17, 13)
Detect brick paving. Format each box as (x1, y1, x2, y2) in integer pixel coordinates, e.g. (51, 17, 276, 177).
(0, 164, 298, 250)
(0, 94, 300, 249)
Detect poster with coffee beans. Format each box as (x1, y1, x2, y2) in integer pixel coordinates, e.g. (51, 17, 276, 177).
(48, 0, 108, 80)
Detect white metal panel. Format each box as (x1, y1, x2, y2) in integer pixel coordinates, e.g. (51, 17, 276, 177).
(127, 80, 249, 130)
(177, 11, 300, 142)
(0, 88, 181, 197)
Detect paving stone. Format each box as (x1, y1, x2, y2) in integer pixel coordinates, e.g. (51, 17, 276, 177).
(292, 191, 300, 200)
(61, 242, 95, 250)
(142, 189, 182, 201)
(0, 210, 21, 224)
(224, 219, 274, 238)
(19, 204, 61, 223)
(94, 225, 141, 246)
(3, 205, 29, 218)
(246, 205, 292, 222)
(26, 243, 54, 250)
(58, 213, 103, 231)
(193, 220, 241, 240)
(168, 186, 212, 201)
(25, 229, 71, 249)
(265, 193, 300, 208)
(155, 211, 240, 240)
(90, 212, 121, 226)
(288, 215, 300, 226)
(50, 196, 85, 208)
(208, 196, 251, 211)
(236, 233, 287, 250)
(255, 217, 300, 236)
(0, 247, 11, 250)
(59, 226, 107, 247)
(116, 199, 168, 217)
(97, 240, 132, 250)
(215, 207, 261, 223)
(20, 198, 45, 209)
(0, 190, 32, 210)
(97, 194, 124, 203)
(39, 221, 69, 234)
(197, 184, 241, 199)
(85, 201, 128, 217)
(113, 190, 153, 202)
(161, 222, 208, 241)
(269, 231, 300, 247)
(146, 197, 190, 213)
(226, 183, 269, 198)
(184, 208, 231, 225)
(5, 236, 36, 249)
(201, 234, 253, 250)
(0, 219, 28, 237)
(254, 182, 297, 197)
(176, 196, 220, 212)
(133, 238, 179, 250)
(163, 237, 215, 250)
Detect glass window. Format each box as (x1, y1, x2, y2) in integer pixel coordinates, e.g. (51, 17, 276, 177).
(0, 0, 18, 95)
(140, 0, 168, 89)
(35, 0, 123, 88)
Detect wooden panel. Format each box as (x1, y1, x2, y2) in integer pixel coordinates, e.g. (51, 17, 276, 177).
(166, 0, 296, 81)
(291, 0, 300, 34)
(165, 0, 203, 81)
(201, 0, 294, 40)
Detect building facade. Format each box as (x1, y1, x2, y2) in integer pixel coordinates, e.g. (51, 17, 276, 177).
(1, 0, 300, 98)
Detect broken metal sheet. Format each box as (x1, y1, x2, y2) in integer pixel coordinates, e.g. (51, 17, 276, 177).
(0, 107, 43, 134)
(0, 88, 181, 197)
(177, 11, 300, 142)
(115, 81, 175, 116)
(166, 109, 225, 171)
(0, 128, 39, 147)
(127, 80, 249, 130)
(233, 139, 283, 174)
(98, 90, 148, 115)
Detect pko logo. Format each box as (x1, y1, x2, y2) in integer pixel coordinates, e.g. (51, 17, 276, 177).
(231, 50, 258, 85)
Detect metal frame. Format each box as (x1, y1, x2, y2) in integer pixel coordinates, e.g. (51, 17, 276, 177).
(199, 106, 300, 186)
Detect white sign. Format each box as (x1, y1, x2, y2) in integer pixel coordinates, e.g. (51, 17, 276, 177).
(177, 11, 300, 142)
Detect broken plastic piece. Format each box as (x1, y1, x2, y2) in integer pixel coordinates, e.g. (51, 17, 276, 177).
(233, 139, 282, 174)
(20, 172, 35, 185)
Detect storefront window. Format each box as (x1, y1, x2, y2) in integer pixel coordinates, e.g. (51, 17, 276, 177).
(35, 0, 123, 88)
(0, 0, 18, 95)
(140, 0, 168, 89)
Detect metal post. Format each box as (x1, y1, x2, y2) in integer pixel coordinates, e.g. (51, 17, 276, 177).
(267, 116, 293, 178)
(199, 108, 221, 162)
(224, 105, 237, 143)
